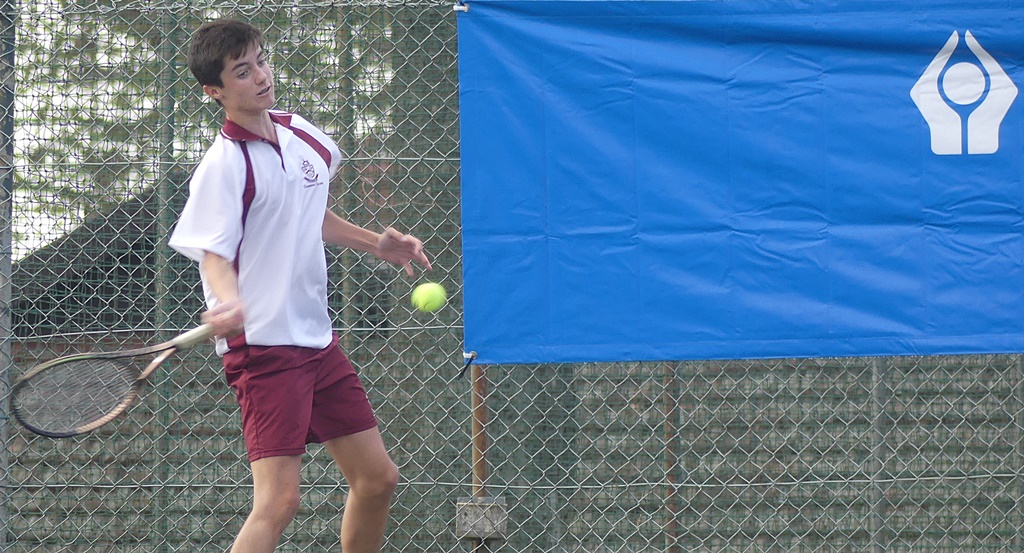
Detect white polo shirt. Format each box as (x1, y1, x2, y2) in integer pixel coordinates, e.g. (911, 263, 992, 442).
(169, 110, 343, 354)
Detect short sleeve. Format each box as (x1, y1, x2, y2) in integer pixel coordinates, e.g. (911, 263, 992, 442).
(168, 138, 246, 263)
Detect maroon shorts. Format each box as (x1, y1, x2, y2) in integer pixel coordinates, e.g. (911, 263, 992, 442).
(222, 334, 378, 462)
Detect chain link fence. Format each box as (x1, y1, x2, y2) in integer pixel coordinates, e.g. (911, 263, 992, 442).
(2, 1, 1024, 552)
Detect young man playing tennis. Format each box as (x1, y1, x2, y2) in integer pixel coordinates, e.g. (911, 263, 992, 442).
(169, 18, 430, 553)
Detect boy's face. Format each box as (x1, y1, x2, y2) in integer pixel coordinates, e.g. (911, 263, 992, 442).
(202, 43, 275, 117)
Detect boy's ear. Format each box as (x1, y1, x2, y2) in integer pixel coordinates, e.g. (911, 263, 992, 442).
(202, 84, 223, 101)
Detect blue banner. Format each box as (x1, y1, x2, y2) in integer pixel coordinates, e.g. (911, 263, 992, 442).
(457, 0, 1024, 364)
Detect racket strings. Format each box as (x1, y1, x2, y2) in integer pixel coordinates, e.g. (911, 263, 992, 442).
(13, 357, 141, 435)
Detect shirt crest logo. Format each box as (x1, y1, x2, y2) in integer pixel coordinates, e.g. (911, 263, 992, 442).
(301, 159, 323, 188)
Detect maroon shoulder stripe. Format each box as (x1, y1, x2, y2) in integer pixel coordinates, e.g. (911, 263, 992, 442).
(269, 113, 332, 167)
(290, 127, 331, 167)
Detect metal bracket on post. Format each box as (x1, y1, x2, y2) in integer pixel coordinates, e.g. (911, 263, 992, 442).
(455, 496, 508, 541)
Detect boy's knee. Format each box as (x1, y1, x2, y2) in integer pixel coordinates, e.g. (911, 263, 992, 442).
(382, 461, 399, 495)
(255, 489, 301, 527)
(280, 490, 302, 519)
(355, 461, 399, 501)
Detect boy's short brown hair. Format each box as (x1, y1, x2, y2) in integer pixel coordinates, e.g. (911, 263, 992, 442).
(188, 18, 264, 87)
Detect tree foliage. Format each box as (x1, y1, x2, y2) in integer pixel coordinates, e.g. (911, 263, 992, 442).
(14, 1, 410, 257)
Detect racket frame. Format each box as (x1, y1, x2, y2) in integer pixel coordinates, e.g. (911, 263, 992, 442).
(10, 324, 213, 438)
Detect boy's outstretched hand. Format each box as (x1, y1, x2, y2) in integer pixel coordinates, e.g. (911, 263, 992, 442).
(377, 227, 432, 277)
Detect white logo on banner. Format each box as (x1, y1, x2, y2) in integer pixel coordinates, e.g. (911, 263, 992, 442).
(911, 31, 1017, 155)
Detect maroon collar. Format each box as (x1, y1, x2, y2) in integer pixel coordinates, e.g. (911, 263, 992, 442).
(220, 111, 293, 141)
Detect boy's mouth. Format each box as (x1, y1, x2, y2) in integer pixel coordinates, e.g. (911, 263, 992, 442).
(258, 86, 272, 97)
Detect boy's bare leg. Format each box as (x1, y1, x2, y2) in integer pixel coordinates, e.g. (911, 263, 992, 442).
(324, 427, 399, 553)
(231, 454, 303, 553)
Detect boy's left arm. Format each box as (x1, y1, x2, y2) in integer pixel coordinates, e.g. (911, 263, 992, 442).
(322, 209, 431, 276)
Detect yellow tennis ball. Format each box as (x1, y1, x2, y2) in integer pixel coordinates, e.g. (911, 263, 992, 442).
(411, 282, 447, 312)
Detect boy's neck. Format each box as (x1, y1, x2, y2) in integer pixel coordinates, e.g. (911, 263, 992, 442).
(225, 109, 278, 144)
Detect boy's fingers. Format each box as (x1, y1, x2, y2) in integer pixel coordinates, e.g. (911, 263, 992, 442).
(417, 251, 432, 271)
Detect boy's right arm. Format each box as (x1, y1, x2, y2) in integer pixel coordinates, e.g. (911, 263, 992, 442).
(200, 252, 245, 339)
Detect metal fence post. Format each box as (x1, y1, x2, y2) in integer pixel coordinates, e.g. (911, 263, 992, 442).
(1017, 356, 1024, 551)
(663, 361, 681, 553)
(870, 358, 892, 553)
(0, 0, 15, 546)
(471, 361, 490, 552)
(455, 361, 508, 549)
(154, 9, 182, 552)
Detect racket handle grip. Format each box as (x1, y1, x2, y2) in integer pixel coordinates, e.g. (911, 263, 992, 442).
(172, 324, 216, 349)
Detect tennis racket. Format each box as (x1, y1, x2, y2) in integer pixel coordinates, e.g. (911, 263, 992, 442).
(9, 324, 214, 438)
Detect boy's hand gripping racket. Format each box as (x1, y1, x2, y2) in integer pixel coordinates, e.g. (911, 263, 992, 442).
(9, 325, 214, 438)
